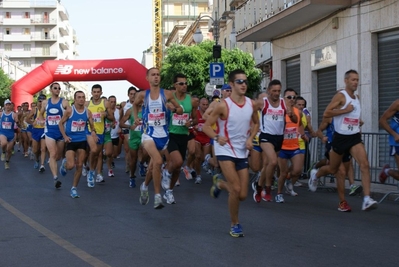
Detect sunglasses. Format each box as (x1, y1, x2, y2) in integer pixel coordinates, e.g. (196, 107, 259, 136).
(176, 82, 188, 86)
(224, 89, 232, 93)
(286, 95, 296, 100)
(234, 79, 248, 85)
(52, 87, 61, 90)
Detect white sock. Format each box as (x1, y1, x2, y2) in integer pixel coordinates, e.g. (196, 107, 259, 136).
(363, 195, 370, 202)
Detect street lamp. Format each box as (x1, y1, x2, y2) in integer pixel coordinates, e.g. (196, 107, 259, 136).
(192, 12, 236, 59)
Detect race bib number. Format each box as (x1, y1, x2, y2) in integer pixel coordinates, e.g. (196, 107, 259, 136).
(284, 127, 298, 139)
(266, 109, 284, 121)
(47, 115, 61, 125)
(71, 121, 86, 132)
(92, 113, 102, 123)
(197, 122, 204, 132)
(172, 113, 189, 126)
(148, 112, 166, 126)
(35, 119, 45, 127)
(135, 123, 143, 132)
(2, 122, 12, 129)
(105, 122, 111, 132)
(341, 117, 359, 132)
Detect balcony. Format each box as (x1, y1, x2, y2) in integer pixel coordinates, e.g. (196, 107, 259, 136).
(230, 0, 248, 7)
(31, 50, 58, 58)
(30, 18, 57, 25)
(236, 0, 356, 42)
(3, 18, 31, 25)
(2, 34, 32, 42)
(59, 7, 69, 21)
(59, 42, 69, 50)
(31, 33, 58, 41)
(59, 25, 69, 36)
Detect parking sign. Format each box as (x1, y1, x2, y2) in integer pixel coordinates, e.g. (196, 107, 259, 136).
(209, 63, 224, 85)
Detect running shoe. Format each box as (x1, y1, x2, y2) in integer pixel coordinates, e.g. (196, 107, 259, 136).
(108, 169, 115, 177)
(285, 180, 298, 196)
(230, 224, 244, 238)
(34, 161, 39, 169)
(129, 177, 136, 188)
(39, 165, 45, 173)
(253, 184, 262, 203)
(139, 162, 146, 177)
(210, 174, 222, 198)
(5, 162, 10, 170)
(379, 164, 390, 184)
(24, 152, 28, 158)
(175, 179, 180, 186)
(139, 183, 149, 205)
(261, 188, 272, 202)
(70, 187, 80, 198)
(96, 174, 104, 183)
(275, 194, 285, 203)
(161, 170, 171, 190)
(82, 165, 88, 177)
(294, 181, 303, 187)
(1, 153, 6, 161)
(362, 198, 378, 211)
(191, 170, 197, 179)
(87, 171, 95, 188)
(182, 166, 192, 180)
(54, 178, 62, 189)
(59, 158, 67, 176)
(349, 185, 363, 196)
(154, 194, 164, 209)
(308, 169, 318, 192)
(195, 176, 202, 184)
(338, 200, 351, 212)
(163, 189, 176, 204)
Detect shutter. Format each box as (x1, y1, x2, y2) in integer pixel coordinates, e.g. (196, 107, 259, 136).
(378, 30, 399, 166)
(286, 57, 301, 95)
(317, 66, 337, 125)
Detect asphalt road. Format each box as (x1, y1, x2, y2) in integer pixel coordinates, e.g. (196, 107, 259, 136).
(0, 152, 398, 267)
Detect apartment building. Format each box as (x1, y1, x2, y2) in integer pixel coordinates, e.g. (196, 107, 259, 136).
(0, 0, 86, 99)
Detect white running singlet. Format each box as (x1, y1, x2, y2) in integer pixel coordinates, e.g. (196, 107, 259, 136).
(259, 97, 286, 135)
(333, 90, 361, 135)
(214, 97, 253, 158)
(123, 100, 133, 127)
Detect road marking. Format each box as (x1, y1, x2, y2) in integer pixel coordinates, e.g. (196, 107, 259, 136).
(0, 197, 110, 267)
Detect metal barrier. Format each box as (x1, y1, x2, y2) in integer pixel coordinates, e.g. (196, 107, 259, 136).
(308, 132, 399, 201)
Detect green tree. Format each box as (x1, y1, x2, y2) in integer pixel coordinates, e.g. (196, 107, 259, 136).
(160, 41, 262, 98)
(0, 68, 13, 105)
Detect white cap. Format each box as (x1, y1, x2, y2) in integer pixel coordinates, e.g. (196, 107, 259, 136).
(4, 99, 11, 105)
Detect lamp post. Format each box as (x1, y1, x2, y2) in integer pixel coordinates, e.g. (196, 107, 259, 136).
(192, 11, 236, 60)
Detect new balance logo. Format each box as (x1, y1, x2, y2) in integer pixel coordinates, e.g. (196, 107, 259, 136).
(54, 65, 74, 75)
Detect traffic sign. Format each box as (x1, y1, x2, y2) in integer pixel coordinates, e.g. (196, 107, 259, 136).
(209, 63, 224, 85)
(205, 83, 215, 96)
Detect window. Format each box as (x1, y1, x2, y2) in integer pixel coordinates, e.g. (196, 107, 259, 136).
(5, 28, 10, 35)
(174, 4, 182, 15)
(24, 12, 30, 18)
(198, 3, 208, 13)
(23, 44, 31, 51)
(5, 12, 11, 18)
(23, 60, 31, 67)
(23, 28, 31, 35)
(43, 45, 50, 55)
(4, 44, 12, 51)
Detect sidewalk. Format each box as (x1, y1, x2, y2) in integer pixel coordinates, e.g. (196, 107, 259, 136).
(300, 177, 399, 202)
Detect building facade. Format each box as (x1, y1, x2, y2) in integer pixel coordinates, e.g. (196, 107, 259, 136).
(0, 0, 87, 99)
(236, 0, 399, 134)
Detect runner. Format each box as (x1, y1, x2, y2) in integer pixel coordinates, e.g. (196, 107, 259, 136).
(309, 69, 378, 211)
(203, 69, 259, 237)
(58, 91, 97, 198)
(134, 67, 183, 209)
(39, 82, 70, 188)
(0, 99, 18, 169)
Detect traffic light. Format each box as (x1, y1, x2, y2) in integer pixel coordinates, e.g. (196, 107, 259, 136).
(213, 45, 221, 59)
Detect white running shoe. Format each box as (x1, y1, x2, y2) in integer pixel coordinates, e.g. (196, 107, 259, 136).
(308, 169, 319, 192)
(285, 180, 298, 196)
(96, 174, 104, 183)
(108, 169, 115, 177)
(275, 194, 285, 203)
(163, 189, 176, 204)
(362, 198, 378, 211)
(161, 169, 171, 190)
(195, 176, 202, 184)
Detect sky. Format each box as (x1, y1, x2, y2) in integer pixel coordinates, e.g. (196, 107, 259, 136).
(64, 0, 153, 102)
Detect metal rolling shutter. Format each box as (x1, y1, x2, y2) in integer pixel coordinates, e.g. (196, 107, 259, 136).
(286, 57, 301, 94)
(317, 67, 337, 125)
(378, 30, 399, 166)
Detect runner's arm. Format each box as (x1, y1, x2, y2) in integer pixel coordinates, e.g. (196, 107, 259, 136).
(379, 99, 399, 139)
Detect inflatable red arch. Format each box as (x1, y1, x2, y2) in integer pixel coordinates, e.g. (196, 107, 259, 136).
(11, 58, 149, 107)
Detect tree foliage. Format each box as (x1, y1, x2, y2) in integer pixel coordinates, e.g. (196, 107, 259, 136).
(160, 41, 261, 98)
(0, 69, 13, 106)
